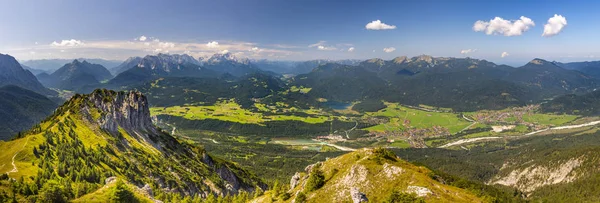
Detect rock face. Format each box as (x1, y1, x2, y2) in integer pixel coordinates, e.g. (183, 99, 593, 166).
(84, 89, 156, 136)
(489, 157, 582, 193)
(105, 176, 117, 184)
(350, 187, 368, 203)
(406, 186, 432, 197)
(0, 53, 54, 95)
(290, 172, 301, 190)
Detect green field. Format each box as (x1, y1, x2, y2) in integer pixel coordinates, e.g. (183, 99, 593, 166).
(363, 103, 471, 134)
(150, 100, 333, 124)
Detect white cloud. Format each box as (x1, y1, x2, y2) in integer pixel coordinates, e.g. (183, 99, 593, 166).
(12, 38, 296, 60)
(221, 50, 229, 54)
(542, 14, 567, 37)
(460, 49, 476, 54)
(473, 16, 535, 36)
(365, 20, 396, 30)
(159, 42, 175, 48)
(317, 45, 336, 51)
(29, 51, 35, 55)
(138, 35, 147, 41)
(383, 47, 396, 53)
(501, 52, 509, 58)
(250, 47, 261, 52)
(206, 41, 219, 48)
(308, 41, 326, 48)
(51, 39, 84, 47)
(348, 47, 355, 52)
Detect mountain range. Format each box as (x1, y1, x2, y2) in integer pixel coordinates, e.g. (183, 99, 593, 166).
(37, 60, 113, 91)
(20, 58, 122, 73)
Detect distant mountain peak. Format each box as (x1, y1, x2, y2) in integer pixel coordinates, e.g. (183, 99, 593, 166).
(412, 55, 434, 63)
(528, 58, 551, 65)
(392, 56, 408, 64)
(365, 58, 385, 65)
(0, 53, 54, 95)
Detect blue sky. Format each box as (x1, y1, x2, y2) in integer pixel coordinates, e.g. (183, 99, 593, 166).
(0, 0, 598, 66)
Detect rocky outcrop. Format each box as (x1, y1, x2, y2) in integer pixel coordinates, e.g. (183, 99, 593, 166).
(350, 187, 368, 203)
(85, 89, 156, 136)
(105, 176, 117, 184)
(489, 157, 582, 193)
(290, 172, 301, 190)
(406, 186, 432, 197)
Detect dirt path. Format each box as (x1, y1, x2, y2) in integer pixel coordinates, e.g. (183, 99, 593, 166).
(7, 136, 30, 175)
(324, 143, 356, 151)
(458, 114, 477, 133)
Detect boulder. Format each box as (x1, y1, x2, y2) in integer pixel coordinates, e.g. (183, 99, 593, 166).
(350, 187, 368, 203)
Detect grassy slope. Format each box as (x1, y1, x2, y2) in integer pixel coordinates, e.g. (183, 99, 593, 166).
(73, 178, 154, 203)
(278, 149, 483, 203)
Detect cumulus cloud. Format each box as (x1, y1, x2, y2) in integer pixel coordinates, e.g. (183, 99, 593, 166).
(473, 16, 535, 36)
(501, 52, 509, 58)
(206, 41, 219, 48)
(138, 35, 147, 41)
(383, 47, 396, 53)
(365, 20, 396, 30)
(51, 39, 84, 47)
(542, 14, 567, 37)
(460, 49, 476, 54)
(348, 47, 355, 52)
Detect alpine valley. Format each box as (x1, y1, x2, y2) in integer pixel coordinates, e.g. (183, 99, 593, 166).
(4, 49, 600, 203)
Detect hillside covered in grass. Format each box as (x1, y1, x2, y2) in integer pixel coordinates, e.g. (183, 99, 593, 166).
(253, 148, 521, 203)
(0, 89, 264, 202)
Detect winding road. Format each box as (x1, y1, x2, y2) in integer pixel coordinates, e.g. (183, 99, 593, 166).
(440, 120, 600, 148)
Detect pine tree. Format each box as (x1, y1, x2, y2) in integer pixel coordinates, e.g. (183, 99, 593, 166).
(109, 179, 135, 203)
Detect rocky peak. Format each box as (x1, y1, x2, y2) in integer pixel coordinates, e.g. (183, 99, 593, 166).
(364, 58, 385, 66)
(392, 56, 408, 64)
(411, 55, 435, 63)
(137, 54, 201, 72)
(207, 52, 249, 65)
(82, 89, 156, 136)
